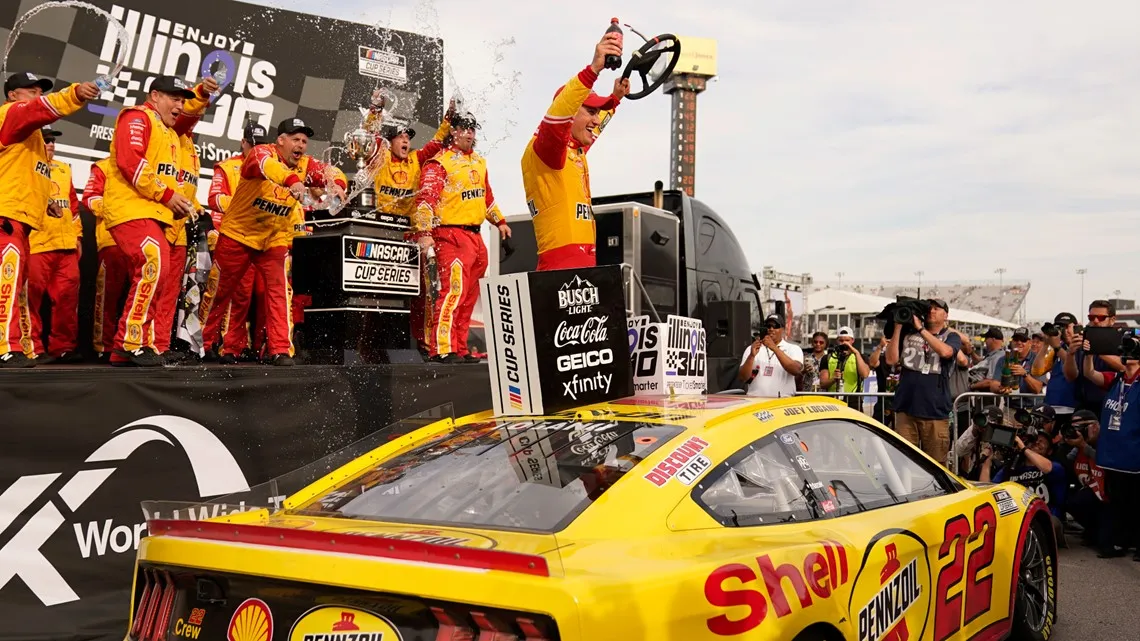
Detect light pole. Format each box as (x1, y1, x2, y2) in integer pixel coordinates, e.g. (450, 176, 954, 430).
(994, 267, 1006, 290)
(915, 271, 924, 297)
(836, 272, 845, 290)
(1076, 269, 1087, 312)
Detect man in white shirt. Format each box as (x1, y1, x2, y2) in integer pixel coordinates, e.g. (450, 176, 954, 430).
(739, 313, 804, 397)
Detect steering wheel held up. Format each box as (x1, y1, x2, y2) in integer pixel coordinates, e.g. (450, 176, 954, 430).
(620, 34, 682, 100)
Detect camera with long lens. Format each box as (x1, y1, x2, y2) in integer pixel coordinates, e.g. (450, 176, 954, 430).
(1121, 334, 1140, 361)
(876, 296, 932, 337)
(1041, 322, 1060, 337)
(1013, 407, 1050, 431)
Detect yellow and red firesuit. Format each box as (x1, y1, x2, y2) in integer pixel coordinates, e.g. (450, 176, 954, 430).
(27, 148, 81, 358)
(84, 159, 131, 357)
(411, 140, 506, 359)
(0, 76, 88, 364)
(521, 66, 621, 271)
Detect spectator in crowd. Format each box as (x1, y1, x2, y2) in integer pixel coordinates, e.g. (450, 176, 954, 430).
(1030, 331, 1045, 358)
(1066, 300, 1125, 414)
(972, 327, 1044, 409)
(1034, 313, 1080, 425)
(885, 298, 961, 463)
(1063, 410, 1109, 552)
(1080, 334, 1140, 560)
(970, 327, 1007, 392)
(980, 432, 1067, 543)
(947, 329, 975, 439)
(819, 326, 869, 409)
(868, 335, 898, 424)
(739, 313, 803, 398)
(803, 331, 829, 392)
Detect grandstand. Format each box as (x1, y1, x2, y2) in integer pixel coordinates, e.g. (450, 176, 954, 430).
(815, 281, 1030, 324)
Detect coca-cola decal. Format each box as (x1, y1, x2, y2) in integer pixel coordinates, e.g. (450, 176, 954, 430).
(554, 316, 610, 348)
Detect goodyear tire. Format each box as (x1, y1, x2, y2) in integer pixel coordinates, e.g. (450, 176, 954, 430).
(1011, 518, 1057, 640)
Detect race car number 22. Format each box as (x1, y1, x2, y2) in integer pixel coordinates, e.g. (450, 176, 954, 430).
(934, 503, 997, 641)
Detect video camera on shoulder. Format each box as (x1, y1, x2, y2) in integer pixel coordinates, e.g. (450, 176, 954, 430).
(876, 296, 931, 337)
(972, 407, 1035, 456)
(1012, 405, 1055, 432)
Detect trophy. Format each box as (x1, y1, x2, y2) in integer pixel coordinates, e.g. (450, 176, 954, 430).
(328, 88, 395, 217)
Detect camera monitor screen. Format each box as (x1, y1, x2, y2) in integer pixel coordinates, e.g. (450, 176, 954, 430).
(987, 425, 1018, 448)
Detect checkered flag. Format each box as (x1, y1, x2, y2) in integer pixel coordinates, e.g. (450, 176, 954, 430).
(93, 64, 141, 105)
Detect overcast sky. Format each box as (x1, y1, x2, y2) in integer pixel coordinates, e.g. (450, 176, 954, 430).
(268, 0, 1139, 320)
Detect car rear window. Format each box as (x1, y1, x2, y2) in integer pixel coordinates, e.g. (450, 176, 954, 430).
(292, 419, 686, 533)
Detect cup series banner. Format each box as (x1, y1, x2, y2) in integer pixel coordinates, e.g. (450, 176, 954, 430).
(480, 265, 633, 416)
(0, 0, 445, 191)
(628, 314, 708, 395)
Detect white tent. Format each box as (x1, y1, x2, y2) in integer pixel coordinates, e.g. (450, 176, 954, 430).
(806, 288, 1018, 330)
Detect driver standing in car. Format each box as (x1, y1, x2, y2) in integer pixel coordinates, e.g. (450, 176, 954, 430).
(521, 30, 629, 271)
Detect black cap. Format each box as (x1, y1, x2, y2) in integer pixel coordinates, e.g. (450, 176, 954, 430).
(449, 111, 480, 130)
(983, 327, 1004, 341)
(1053, 312, 1078, 326)
(148, 75, 195, 99)
(1011, 327, 1031, 342)
(1072, 409, 1098, 424)
(764, 313, 784, 328)
(276, 117, 314, 137)
(928, 298, 949, 312)
(40, 126, 62, 142)
(381, 123, 416, 140)
(1031, 405, 1057, 421)
(243, 122, 271, 145)
(5, 72, 53, 95)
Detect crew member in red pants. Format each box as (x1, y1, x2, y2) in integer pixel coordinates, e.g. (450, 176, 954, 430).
(27, 127, 81, 362)
(203, 117, 345, 365)
(84, 159, 129, 360)
(0, 72, 97, 368)
(411, 112, 510, 363)
(152, 81, 211, 361)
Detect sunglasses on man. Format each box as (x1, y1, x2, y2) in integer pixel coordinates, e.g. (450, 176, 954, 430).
(1088, 314, 1111, 322)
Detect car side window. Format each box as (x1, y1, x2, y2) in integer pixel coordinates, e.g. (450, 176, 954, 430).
(695, 437, 819, 526)
(695, 419, 954, 527)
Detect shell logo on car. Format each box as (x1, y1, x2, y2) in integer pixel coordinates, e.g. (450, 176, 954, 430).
(227, 598, 273, 641)
(288, 606, 401, 641)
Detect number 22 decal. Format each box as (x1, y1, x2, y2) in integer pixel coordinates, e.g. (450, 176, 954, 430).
(934, 503, 997, 641)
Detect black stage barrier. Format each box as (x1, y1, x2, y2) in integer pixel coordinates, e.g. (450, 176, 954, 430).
(0, 364, 492, 641)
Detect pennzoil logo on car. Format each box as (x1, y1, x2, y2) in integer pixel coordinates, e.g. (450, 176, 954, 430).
(288, 605, 402, 641)
(323, 524, 498, 549)
(227, 598, 273, 641)
(643, 435, 710, 487)
(848, 532, 932, 641)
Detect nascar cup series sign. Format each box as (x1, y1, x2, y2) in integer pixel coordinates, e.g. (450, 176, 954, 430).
(480, 266, 631, 416)
(628, 315, 707, 395)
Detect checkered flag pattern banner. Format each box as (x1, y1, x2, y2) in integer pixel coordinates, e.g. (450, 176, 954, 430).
(1, 0, 444, 185)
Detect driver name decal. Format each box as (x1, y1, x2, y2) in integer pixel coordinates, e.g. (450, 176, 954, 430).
(783, 404, 839, 416)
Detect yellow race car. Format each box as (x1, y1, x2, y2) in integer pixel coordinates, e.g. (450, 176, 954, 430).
(126, 394, 1058, 641)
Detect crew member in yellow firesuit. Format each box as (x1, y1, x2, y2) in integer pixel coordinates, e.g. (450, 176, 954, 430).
(521, 31, 628, 271)
(202, 117, 346, 366)
(366, 94, 455, 354)
(411, 112, 510, 363)
(0, 72, 98, 368)
(83, 158, 128, 362)
(153, 79, 214, 363)
(26, 127, 82, 363)
(102, 75, 200, 367)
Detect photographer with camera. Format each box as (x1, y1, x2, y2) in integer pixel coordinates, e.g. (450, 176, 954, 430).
(980, 431, 1067, 540)
(1080, 333, 1140, 559)
(1065, 300, 1125, 414)
(885, 298, 961, 462)
(739, 313, 804, 398)
(819, 326, 870, 409)
(803, 331, 830, 392)
(1033, 312, 1080, 416)
(1061, 410, 1110, 551)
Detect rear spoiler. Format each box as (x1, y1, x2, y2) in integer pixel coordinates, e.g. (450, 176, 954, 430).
(147, 519, 551, 577)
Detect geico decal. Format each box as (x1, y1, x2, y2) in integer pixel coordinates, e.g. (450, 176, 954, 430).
(556, 348, 613, 372)
(705, 541, 850, 636)
(0, 416, 250, 606)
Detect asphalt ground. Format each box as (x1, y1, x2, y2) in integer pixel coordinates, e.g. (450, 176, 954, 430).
(1054, 543, 1140, 638)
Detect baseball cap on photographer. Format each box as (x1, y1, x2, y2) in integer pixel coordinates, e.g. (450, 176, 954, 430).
(928, 298, 949, 312)
(1030, 405, 1056, 422)
(1054, 312, 1078, 326)
(983, 327, 1004, 341)
(837, 326, 854, 338)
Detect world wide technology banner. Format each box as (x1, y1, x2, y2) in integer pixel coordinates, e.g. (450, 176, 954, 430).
(0, 0, 445, 191)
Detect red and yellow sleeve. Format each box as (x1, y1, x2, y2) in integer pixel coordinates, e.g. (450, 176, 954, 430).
(530, 67, 597, 169)
(241, 145, 301, 188)
(411, 160, 445, 236)
(483, 168, 504, 226)
(0, 84, 87, 145)
(82, 163, 107, 216)
(415, 118, 452, 164)
(114, 110, 175, 204)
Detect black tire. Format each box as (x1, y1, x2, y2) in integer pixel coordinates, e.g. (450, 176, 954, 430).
(791, 626, 835, 641)
(1010, 518, 1058, 640)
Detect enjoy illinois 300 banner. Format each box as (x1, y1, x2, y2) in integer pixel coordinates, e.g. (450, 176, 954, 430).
(0, 0, 445, 190)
